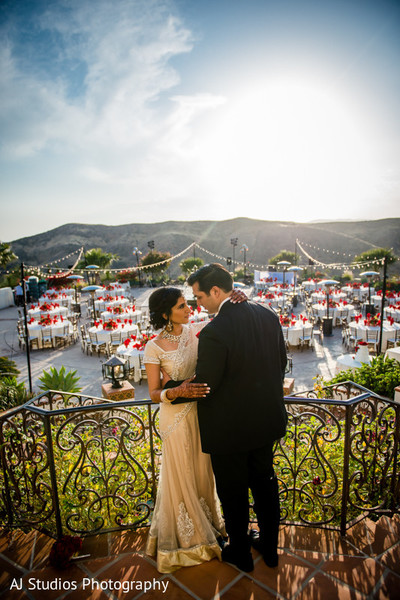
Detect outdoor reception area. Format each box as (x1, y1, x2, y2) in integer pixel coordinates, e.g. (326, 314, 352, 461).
(2, 0, 400, 597)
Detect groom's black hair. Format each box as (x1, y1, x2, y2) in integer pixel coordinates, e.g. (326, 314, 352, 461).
(187, 263, 233, 294)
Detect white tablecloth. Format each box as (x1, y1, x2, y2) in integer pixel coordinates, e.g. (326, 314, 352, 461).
(341, 286, 372, 300)
(0, 287, 14, 309)
(349, 321, 400, 352)
(335, 353, 372, 373)
(39, 294, 73, 307)
(28, 306, 69, 320)
(94, 298, 130, 312)
(282, 323, 313, 347)
(116, 345, 144, 382)
(88, 322, 138, 343)
(46, 288, 75, 296)
(95, 285, 129, 298)
(100, 309, 142, 322)
(27, 320, 73, 348)
(385, 346, 400, 363)
(384, 306, 400, 322)
(311, 292, 346, 302)
(311, 303, 355, 324)
(372, 294, 400, 308)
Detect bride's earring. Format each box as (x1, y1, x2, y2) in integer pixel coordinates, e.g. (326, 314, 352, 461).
(166, 319, 173, 332)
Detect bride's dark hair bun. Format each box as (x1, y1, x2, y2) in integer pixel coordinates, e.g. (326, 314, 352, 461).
(148, 287, 183, 330)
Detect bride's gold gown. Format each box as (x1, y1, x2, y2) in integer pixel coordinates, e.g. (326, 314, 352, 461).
(144, 322, 226, 573)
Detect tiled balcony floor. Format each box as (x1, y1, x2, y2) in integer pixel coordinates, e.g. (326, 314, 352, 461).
(1, 515, 399, 599)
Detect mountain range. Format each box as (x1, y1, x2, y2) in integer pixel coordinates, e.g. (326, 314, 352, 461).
(8, 217, 400, 276)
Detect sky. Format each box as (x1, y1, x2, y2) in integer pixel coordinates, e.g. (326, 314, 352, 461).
(1, 0, 400, 242)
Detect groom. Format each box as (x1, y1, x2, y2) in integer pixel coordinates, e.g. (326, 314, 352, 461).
(166, 263, 288, 572)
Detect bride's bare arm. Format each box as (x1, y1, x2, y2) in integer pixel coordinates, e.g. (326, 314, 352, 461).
(146, 363, 209, 404)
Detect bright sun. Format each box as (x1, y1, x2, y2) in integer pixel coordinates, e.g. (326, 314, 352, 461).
(196, 76, 379, 220)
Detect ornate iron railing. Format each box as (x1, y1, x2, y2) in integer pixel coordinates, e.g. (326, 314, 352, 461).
(0, 382, 399, 538)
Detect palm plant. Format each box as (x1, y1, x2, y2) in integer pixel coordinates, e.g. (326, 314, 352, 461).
(38, 366, 82, 401)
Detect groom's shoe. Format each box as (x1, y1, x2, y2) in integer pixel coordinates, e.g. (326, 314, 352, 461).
(221, 545, 254, 572)
(249, 529, 279, 568)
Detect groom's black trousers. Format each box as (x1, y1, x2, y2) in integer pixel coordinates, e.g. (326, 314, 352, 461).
(210, 441, 280, 553)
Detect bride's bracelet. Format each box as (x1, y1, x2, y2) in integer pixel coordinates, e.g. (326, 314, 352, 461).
(160, 389, 173, 403)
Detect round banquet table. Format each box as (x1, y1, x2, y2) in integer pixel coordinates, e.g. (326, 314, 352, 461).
(116, 343, 144, 382)
(255, 295, 288, 309)
(39, 294, 72, 308)
(46, 288, 75, 296)
(94, 297, 130, 312)
(384, 306, 400, 322)
(348, 321, 400, 353)
(341, 286, 372, 300)
(385, 346, 400, 363)
(100, 309, 142, 322)
(311, 303, 355, 324)
(372, 294, 400, 308)
(28, 306, 69, 320)
(335, 352, 372, 373)
(27, 320, 73, 348)
(282, 322, 313, 347)
(95, 285, 129, 298)
(88, 322, 138, 343)
(311, 291, 346, 302)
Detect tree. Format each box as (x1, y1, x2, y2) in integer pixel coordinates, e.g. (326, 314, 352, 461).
(141, 251, 172, 281)
(0, 242, 17, 268)
(268, 250, 297, 266)
(179, 257, 204, 277)
(353, 248, 396, 269)
(77, 248, 120, 270)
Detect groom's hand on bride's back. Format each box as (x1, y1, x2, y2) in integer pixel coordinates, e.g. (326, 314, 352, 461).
(163, 377, 209, 404)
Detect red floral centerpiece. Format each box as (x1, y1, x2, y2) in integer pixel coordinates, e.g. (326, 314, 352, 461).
(112, 305, 124, 314)
(280, 315, 295, 326)
(365, 313, 381, 327)
(103, 319, 118, 330)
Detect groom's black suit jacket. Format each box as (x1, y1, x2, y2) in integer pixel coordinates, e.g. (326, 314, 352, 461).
(166, 300, 288, 455)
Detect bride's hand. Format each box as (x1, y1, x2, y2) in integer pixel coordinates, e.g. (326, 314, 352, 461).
(230, 288, 248, 303)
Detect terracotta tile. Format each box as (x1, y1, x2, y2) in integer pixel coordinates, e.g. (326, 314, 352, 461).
(0, 528, 18, 553)
(0, 556, 25, 594)
(378, 543, 400, 575)
(142, 579, 194, 599)
(251, 550, 314, 598)
(289, 549, 327, 566)
(333, 532, 365, 557)
(95, 553, 161, 599)
(109, 528, 149, 556)
(1, 588, 31, 600)
(173, 557, 238, 599)
(80, 534, 110, 560)
(372, 570, 400, 600)
(321, 555, 385, 595)
(278, 525, 293, 549)
(369, 520, 400, 556)
(21, 564, 88, 600)
(289, 526, 336, 554)
(61, 584, 110, 599)
(220, 575, 276, 599)
(345, 520, 373, 555)
(1, 529, 36, 569)
(31, 532, 55, 569)
(298, 571, 365, 600)
(80, 556, 118, 576)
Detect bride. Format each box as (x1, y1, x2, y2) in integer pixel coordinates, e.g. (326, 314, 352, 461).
(144, 286, 245, 573)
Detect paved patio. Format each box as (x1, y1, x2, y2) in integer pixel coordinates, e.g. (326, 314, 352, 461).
(1, 289, 399, 598)
(1, 516, 399, 599)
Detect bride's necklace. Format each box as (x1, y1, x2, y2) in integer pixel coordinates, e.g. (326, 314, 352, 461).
(162, 329, 182, 343)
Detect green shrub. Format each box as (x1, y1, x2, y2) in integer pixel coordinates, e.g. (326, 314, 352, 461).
(38, 366, 82, 398)
(0, 357, 20, 378)
(0, 376, 28, 410)
(328, 355, 400, 399)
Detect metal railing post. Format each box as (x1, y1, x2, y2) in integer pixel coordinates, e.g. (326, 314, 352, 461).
(43, 414, 63, 538)
(340, 404, 352, 535)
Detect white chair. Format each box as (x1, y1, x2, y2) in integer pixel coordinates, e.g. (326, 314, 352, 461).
(88, 331, 107, 355)
(300, 327, 313, 351)
(387, 329, 400, 349)
(366, 329, 379, 354)
(41, 327, 53, 349)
